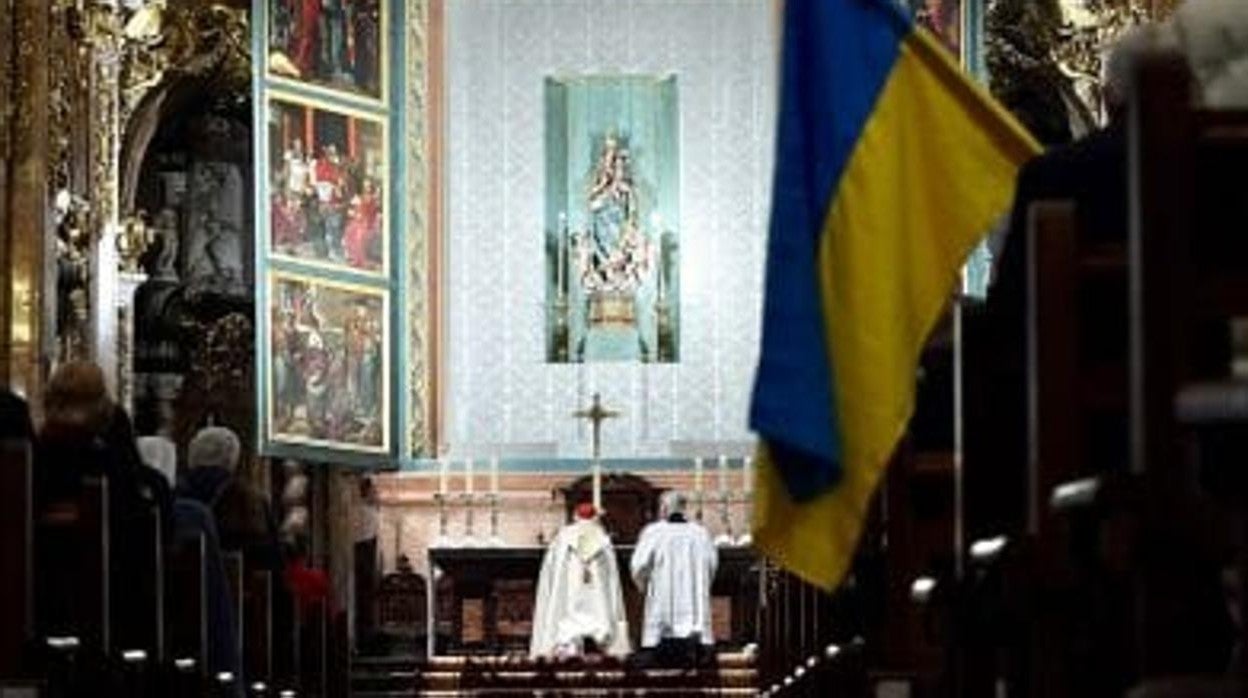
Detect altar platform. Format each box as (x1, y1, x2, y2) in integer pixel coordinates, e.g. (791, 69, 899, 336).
(351, 650, 758, 697)
(426, 545, 761, 659)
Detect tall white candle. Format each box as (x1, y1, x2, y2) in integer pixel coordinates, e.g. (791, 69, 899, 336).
(717, 454, 728, 493)
(490, 455, 500, 494)
(557, 212, 566, 295)
(742, 455, 753, 494)
(694, 456, 704, 494)
(438, 457, 448, 495)
(464, 457, 474, 495)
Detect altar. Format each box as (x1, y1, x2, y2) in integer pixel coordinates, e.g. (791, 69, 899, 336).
(425, 544, 760, 658)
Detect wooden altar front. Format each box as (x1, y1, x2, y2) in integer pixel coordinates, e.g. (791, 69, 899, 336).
(425, 545, 760, 657)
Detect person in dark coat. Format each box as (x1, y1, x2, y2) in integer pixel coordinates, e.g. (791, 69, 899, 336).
(178, 426, 281, 570)
(36, 361, 167, 524)
(0, 388, 34, 441)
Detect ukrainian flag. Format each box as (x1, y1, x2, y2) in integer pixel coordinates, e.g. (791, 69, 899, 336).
(750, 0, 1040, 590)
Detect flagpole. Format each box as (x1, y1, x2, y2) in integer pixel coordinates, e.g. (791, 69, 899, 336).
(953, 282, 966, 582)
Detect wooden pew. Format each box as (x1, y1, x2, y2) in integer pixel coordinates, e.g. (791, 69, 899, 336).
(242, 569, 274, 690)
(222, 551, 245, 680)
(1129, 52, 1248, 682)
(167, 531, 208, 690)
(36, 477, 110, 654)
(1020, 198, 1138, 696)
(113, 504, 165, 665)
(0, 438, 33, 679)
(298, 598, 328, 697)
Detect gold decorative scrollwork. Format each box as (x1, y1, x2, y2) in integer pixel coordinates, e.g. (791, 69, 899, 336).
(117, 2, 250, 127)
(988, 0, 1178, 139)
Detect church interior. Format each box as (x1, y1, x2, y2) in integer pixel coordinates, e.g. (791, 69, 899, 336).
(3, 0, 1248, 696)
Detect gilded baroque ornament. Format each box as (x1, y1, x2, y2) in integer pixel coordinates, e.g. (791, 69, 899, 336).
(987, 0, 1178, 140)
(1051, 0, 1167, 127)
(117, 1, 249, 126)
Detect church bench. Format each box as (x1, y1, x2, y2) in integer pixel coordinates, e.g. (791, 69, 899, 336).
(296, 596, 329, 697)
(112, 502, 165, 669)
(166, 531, 209, 684)
(241, 568, 274, 690)
(222, 551, 245, 679)
(35, 477, 110, 655)
(1129, 52, 1248, 682)
(0, 438, 33, 680)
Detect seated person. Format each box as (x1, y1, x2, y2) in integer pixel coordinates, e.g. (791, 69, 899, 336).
(37, 361, 166, 525)
(137, 434, 239, 679)
(178, 426, 280, 569)
(630, 492, 718, 669)
(0, 388, 34, 441)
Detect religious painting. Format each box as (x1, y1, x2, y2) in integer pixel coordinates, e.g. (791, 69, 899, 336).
(268, 272, 389, 454)
(266, 0, 385, 103)
(544, 75, 680, 364)
(267, 94, 388, 275)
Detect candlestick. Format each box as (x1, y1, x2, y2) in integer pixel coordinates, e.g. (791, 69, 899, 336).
(694, 456, 704, 493)
(717, 454, 728, 493)
(488, 493, 504, 547)
(464, 457, 474, 495)
(656, 234, 665, 302)
(490, 455, 500, 494)
(438, 457, 448, 495)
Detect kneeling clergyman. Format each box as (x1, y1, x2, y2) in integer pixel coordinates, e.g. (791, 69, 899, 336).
(630, 491, 718, 668)
(530, 503, 631, 660)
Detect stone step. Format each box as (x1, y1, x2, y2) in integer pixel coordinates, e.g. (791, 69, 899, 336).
(414, 690, 757, 697)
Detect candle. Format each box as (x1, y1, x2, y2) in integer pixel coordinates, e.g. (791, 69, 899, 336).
(694, 456, 704, 494)
(557, 212, 567, 295)
(490, 455, 500, 494)
(438, 456, 448, 495)
(717, 454, 728, 493)
(742, 455, 753, 494)
(464, 457, 474, 495)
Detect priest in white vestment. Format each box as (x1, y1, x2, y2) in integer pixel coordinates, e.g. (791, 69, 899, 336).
(530, 503, 631, 659)
(630, 491, 719, 666)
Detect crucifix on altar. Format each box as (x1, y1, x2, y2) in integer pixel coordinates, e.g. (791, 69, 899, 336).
(572, 392, 620, 512)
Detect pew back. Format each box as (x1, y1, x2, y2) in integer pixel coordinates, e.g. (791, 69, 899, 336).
(0, 439, 33, 677)
(36, 477, 110, 654)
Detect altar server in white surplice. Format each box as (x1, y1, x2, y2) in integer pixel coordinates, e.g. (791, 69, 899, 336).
(530, 503, 631, 659)
(630, 491, 718, 665)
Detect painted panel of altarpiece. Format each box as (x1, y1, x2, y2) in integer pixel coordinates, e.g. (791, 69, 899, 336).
(267, 94, 389, 276)
(254, 0, 431, 465)
(268, 273, 389, 454)
(545, 76, 680, 364)
(266, 0, 387, 104)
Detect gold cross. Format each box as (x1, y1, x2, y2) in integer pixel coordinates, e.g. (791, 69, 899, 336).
(572, 393, 620, 512)
(572, 393, 620, 462)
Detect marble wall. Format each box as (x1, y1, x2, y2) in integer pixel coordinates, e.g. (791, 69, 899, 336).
(443, 0, 778, 458)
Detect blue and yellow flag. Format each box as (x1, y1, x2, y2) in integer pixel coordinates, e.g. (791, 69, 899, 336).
(750, 0, 1040, 590)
